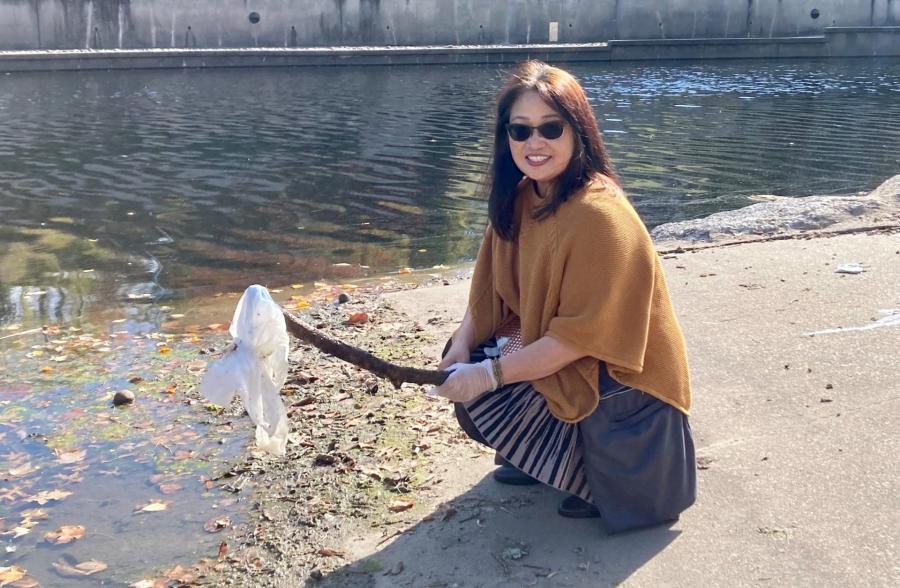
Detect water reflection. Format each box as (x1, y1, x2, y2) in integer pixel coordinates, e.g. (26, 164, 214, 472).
(1, 59, 899, 327)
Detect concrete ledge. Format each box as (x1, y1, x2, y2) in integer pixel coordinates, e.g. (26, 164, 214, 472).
(1, 31, 898, 72)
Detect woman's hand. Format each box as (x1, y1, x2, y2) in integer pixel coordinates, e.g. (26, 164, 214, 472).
(438, 340, 471, 370)
(429, 359, 497, 403)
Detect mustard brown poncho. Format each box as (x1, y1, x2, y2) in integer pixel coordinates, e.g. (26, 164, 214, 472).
(468, 178, 691, 423)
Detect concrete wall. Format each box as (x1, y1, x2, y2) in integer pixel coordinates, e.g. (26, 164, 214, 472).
(2, 0, 900, 51)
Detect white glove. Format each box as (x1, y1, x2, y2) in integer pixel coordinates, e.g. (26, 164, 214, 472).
(428, 359, 498, 403)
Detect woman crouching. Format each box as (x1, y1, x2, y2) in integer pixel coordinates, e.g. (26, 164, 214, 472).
(430, 60, 696, 534)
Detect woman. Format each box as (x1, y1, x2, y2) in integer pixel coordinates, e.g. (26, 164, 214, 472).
(430, 60, 696, 534)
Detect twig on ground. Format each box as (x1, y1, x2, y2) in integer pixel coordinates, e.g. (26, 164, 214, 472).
(281, 309, 449, 389)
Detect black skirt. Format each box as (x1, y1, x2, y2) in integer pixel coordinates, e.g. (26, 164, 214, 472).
(455, 337, 696, 534)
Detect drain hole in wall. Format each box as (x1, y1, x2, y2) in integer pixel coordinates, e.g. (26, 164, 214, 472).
(249, 12, 261, 24)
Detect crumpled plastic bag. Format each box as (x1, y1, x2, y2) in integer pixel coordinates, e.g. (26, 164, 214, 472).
(200, 284, 290, 456)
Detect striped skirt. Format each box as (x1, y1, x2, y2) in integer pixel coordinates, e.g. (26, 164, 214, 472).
(456, 335, 696, 533)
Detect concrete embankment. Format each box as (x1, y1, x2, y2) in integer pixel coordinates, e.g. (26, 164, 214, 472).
(1, 26, 899, 72)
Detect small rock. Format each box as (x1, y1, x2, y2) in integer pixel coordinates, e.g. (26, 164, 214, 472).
(314, 454, 336, 466)
(337, 292, 351, 304)
(113, 390, 135, 406)
(825, 383, 834, 390)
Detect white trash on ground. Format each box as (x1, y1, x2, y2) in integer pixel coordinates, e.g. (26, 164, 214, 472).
(835, 263, 865, 274)
(200, 285, 290, 456)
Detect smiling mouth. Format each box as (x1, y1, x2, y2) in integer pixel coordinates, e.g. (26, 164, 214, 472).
(525, 154, 550, 166)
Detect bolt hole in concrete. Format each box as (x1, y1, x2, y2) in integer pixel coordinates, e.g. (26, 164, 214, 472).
(249, 11, 261, 24)
(811, 8, 820, 19)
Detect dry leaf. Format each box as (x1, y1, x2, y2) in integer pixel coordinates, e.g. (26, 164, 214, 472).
(386, 499, 414, 513)
(9, 574, 39, 588)
(45, 525, 86, 544)
(317, 548, 345, 558)
(52, 559, 107, 577)
(217, 541, 228, 562)
(135, 500, 168, 513)
(203, 516, 230, 533)
(164, 565, 193, 583)
(20, 509, 48, 521)
(56, 448, 86, 464)
(29, 489, 72, 505)
(157, 346, 172, 355)
(398, 267, 413, 275)
(6, 463, 36, 478)
(0, 566, 27, 586)
(346, 312, 369, 326)
(4, 526, 31, 539)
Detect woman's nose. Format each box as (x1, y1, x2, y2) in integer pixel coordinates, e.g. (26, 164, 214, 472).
(525, 132, 546, 148)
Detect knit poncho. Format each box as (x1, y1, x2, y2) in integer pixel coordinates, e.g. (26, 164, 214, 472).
(468, 179, 691, 423)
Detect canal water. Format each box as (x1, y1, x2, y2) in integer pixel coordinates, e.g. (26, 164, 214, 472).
(1, 58, 899, 584)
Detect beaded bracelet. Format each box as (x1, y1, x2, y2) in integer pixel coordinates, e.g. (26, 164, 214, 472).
(490, 357, 504, 390)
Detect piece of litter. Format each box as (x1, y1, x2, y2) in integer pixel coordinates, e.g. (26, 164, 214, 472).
(835, 263, 864, 275)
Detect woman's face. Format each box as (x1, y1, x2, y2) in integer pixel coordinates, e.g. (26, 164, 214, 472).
(507, 90, 575, 193)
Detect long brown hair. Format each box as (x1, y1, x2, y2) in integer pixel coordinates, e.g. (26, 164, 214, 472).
(486, 60, 618, 240)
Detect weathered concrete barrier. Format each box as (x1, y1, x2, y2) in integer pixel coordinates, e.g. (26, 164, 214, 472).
(1, 27, 898, 72)
(1, 0, 899, 51)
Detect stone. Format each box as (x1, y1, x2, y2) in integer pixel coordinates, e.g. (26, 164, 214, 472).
(113, 390, 135, 406)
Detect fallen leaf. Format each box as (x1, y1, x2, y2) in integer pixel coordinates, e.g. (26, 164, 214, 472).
(158, 483, 182, 495)
(3, 526, 31, 539)
(6, 463, 36, 478)
(52, 559, 107, 577)
(164, 564, 193, 583)
(20, 509, 48, 521)
(317, 548, 345, 558)
(346, 313, 369, 326)
(163, 384, 177, 395)
(28, 489, 72, 505)
(135, 500, 168, 513)
(203, 516, 230, 533)
(217, 541, 228, 562)
(398, 267, 413, 275)
(56, 448, 86, 464)
(8, 574, 39, 587)
(39, 366, 54, 375)
(386, 499, 414, 513)
(157, 346, 172, 355)
(0, 566, 27, 586)
(45, 525, 86, 544)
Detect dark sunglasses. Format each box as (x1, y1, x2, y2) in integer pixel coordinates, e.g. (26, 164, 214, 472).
(505, 120, 566, 142)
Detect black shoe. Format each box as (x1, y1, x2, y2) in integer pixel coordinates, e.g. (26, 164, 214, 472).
(557, 495, 600, 519)
(492, 465, 540, 486)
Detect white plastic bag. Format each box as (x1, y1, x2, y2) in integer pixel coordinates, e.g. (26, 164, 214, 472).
(200, 284, 290, 456)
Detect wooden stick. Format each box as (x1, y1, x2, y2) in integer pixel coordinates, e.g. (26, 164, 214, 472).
(281, 309, 449, 389)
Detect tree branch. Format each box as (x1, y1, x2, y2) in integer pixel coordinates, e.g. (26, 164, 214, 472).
(281, 309, 449, 389)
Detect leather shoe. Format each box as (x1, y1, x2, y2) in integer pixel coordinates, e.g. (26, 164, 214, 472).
(557, 495, 600, 519)
(492, 465, 540, 486)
